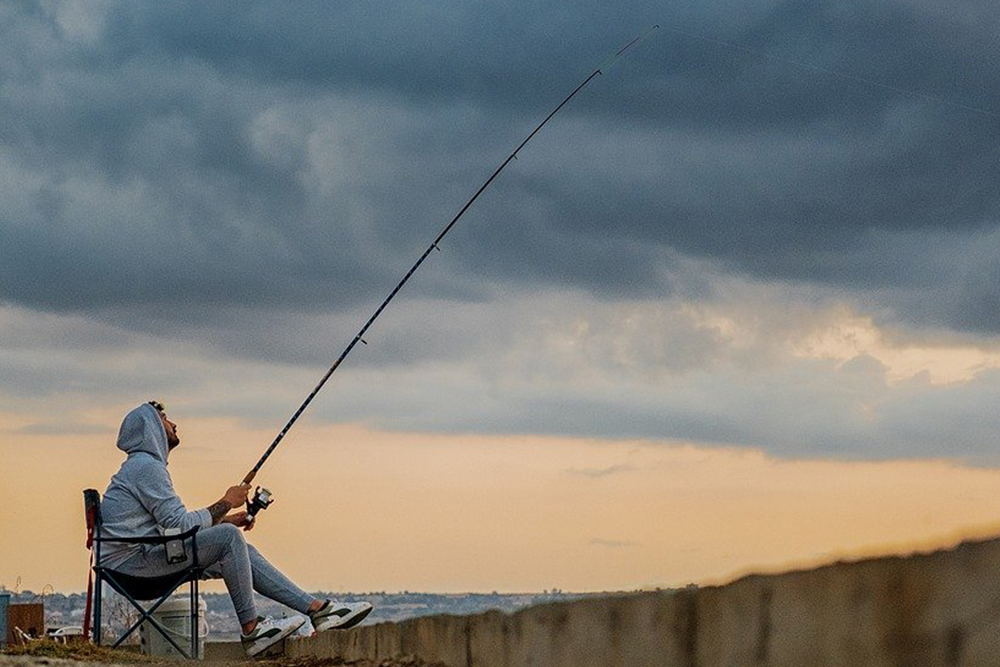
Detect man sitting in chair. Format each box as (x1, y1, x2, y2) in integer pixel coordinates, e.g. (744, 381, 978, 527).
(100, 401, 372, 657)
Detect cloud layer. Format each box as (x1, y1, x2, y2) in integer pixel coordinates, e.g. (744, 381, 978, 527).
(3, 0, 1000, 462)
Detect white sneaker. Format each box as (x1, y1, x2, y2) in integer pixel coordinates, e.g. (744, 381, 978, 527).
(309, 600, 373, 631)
(241, 615, 307, 657)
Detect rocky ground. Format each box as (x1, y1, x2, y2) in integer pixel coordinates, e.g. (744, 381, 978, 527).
(0, 643, 439, 667)
(1, 659, 434, 667)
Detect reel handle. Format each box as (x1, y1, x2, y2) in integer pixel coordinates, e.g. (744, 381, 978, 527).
(245, 486, 274, 523)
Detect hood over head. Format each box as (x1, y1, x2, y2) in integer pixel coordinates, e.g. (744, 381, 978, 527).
(116, 403, 169, 463)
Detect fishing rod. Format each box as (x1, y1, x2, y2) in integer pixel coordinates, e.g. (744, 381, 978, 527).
(240, 25, 660, 520)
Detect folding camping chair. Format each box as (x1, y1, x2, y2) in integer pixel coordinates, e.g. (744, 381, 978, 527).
(83, 489, 204, 659)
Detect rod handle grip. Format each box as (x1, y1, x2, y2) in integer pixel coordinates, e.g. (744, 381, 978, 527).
(242, 471, 256, 485)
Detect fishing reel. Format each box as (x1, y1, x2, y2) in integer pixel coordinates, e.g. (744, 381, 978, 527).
(246, 486, 274, 523)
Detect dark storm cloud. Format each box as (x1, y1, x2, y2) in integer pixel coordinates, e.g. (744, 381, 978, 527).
(9, 0, 1000, 467)
(3, 0, 1000, 337)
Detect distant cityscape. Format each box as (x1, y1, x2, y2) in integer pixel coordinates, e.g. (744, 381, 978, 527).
(6, 588, 646, 642)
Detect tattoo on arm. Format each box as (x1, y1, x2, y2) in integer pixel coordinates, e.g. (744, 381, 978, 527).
(208, 500, 232, 525)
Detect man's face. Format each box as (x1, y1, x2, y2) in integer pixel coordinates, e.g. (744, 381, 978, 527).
(156, 409, 181, 450)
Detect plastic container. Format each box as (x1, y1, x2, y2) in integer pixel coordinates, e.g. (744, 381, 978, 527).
(139, 595, 208, 659)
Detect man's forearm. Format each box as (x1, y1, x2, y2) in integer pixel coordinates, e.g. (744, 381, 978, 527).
(207, 499, 232, 525)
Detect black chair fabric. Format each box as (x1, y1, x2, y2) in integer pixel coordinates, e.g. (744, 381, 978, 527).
(101, 569, 196, 602)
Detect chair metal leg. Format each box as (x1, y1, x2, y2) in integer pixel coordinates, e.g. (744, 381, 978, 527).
(110, 596, 192, 658)
(190, 577, 198, 659)
(104, 571, 194, 658)
(93, 575, 102, 646)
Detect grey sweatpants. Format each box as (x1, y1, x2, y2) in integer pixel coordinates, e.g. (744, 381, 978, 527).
(115, 523, 314, 625)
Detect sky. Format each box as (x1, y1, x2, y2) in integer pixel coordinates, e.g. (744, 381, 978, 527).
(4, 0, 1000, 594)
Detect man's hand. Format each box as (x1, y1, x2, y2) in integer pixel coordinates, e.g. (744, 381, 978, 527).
(223, 484, 250, 507)
(223, 511, 256, 532)
(208, 484, 251, 525)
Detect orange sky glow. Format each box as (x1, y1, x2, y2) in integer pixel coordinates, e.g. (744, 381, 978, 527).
(4, 412, 1000, 594)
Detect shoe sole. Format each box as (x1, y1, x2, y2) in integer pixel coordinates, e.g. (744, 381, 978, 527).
(336, 605, 372, 630)
(245, 617, 306, 658)
(315, 605, 373, 632)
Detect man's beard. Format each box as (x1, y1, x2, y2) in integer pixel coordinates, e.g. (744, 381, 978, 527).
(167, 435, 181, 450)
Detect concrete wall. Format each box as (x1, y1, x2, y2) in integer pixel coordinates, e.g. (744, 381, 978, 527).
(282, 536, 1000, 667)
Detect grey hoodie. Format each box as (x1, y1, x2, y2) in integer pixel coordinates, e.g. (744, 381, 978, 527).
(99, 403, 212, 568)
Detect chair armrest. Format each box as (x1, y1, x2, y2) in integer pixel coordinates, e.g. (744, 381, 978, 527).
(95, 526, 200, 545)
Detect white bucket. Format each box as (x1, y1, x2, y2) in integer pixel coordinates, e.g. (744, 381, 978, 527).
(139, 595, 208, 660)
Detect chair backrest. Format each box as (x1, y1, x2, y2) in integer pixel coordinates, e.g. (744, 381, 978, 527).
(83, 489, 102, 549)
